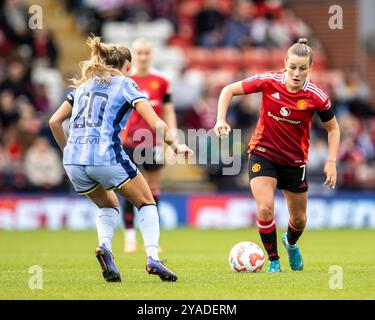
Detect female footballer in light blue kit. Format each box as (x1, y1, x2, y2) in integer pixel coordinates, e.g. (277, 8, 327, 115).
(49, 36, 192, 282)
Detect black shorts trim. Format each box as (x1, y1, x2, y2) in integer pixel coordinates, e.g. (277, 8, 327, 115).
(249, 152, 308, 193)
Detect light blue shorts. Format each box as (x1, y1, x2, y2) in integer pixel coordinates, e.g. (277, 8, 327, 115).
(64, 162, 138, 195)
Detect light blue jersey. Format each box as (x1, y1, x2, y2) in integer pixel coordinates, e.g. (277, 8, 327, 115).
(63, 76, 146, 165)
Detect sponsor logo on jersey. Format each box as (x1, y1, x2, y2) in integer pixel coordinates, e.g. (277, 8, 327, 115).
(267, 112, 301, 125)
(296, 99, 307, 109)
(70, 135, 100, 145)
(271, 92, 280, 100)
(280, 107, 291, 117)
(252, 163, 261, 173)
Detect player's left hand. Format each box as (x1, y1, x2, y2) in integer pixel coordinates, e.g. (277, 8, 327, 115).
(323, 160, 337, 189)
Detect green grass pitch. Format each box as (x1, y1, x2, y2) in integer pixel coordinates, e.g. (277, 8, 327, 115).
(0, 228, 374, 299)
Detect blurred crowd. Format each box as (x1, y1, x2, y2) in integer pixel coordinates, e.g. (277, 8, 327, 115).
(0, 0, 66, 192)
(0, 0, 374, 193)
(65, 0, 314, 49)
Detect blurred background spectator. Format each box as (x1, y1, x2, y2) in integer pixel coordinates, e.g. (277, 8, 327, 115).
(0, 0, 374, 193)
(194, 0, 224, 47)
(24, 136, 64, 190)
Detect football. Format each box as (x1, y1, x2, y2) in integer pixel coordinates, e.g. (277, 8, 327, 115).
(228, 241, 265, 273)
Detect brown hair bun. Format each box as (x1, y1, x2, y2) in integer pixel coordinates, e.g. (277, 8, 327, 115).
(297, 38, 309, 45)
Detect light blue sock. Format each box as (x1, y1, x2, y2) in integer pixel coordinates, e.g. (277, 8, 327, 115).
(138, 204, 160, 260)
(96, 207, 119, 253)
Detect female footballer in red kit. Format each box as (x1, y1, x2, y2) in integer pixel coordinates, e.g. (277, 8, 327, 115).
(214, 39, 340, 272)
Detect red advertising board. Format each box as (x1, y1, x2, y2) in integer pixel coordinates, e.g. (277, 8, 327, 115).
(188, 194, 258, 229)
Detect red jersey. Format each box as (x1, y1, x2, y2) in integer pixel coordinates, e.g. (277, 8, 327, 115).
(242, 71, 332, 166)
(122, 70, 171, 148)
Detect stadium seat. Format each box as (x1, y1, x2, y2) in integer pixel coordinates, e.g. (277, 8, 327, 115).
(269, 49, 286, 69)
(152, 46, 186, 72)
(136, 19, 174, 46)
(31, 67, 64, 110)
(185, 47, 215, 69)
(206, 68, 237, 89)
(212, 48, 242, 69)
(102, 22, 137, 46)
(242, 48, 273, 70)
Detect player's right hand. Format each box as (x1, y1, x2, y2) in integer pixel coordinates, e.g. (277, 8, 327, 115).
(323, 160, 337, 189)
(214, 120, 231, 139)
(174, 144, 194, 159)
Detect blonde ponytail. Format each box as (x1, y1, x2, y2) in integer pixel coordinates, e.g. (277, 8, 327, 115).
(71, 35, 132, 87)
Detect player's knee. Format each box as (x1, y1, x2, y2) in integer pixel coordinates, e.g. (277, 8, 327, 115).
(96, 200, 118, 209)
(150, 187, 160, 198)
(132, 193, 155, 209)
(258, 205, 274, 221)
(137, 200, 156, 210)
(97, 194, 118, 208)
(290, 216, 307, 229)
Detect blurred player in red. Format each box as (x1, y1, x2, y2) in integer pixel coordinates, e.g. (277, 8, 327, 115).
(121, 38, 177, 253)
(214, 39, 340, 272)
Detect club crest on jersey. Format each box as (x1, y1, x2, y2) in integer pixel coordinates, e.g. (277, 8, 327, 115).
(296, 99, 307, 109)
(150, 80, 160, 90)
(280, 107, 291, 117)
(252, 163, 261, 173)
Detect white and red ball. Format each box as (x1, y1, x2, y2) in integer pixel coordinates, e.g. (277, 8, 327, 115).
(228, 241, 265, 273)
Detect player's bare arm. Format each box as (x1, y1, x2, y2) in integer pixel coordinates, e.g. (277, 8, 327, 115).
(49, 101, 72, 151)
(214, 81, 244, 138)
(321, 116, 340, 189)
(135, 100, 193, 158)
(163, 102, 177, 134)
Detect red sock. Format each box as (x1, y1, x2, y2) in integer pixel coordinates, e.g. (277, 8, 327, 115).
(287, 220, 305, 245)
(123, 200, 134, 228)
(257, 217, 279, 261)
(151, 189, 160, 208)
